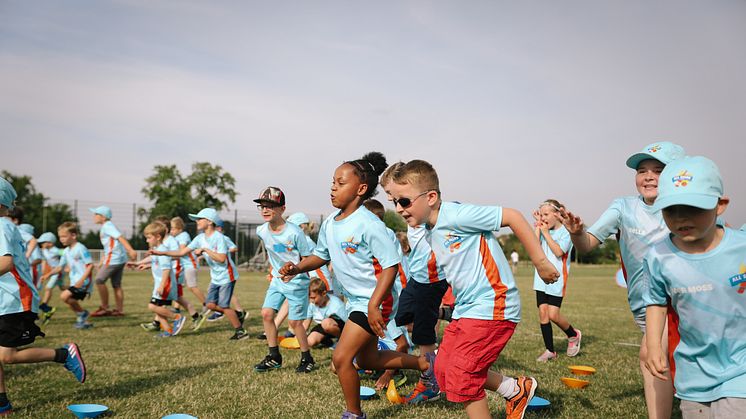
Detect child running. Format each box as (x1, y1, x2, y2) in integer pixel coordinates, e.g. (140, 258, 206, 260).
(387, 159, 560, 419)
(144, 222, 186, 338)
(0, 177, 87, 416)
(37, 232, 65, 325)
(42, 222, 94, 329)
(643, 156, 746, 419)
(253, 186, 315, 373)
(559, 141, 684, 419)
(279, 152, 437, 419)
(170, 216, 206, 310)
(532, 199, 580, 362)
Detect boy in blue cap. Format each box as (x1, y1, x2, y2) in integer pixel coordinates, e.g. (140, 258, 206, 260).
(560, 141, 685, 419)
(0, 177, 87, 415)
(152, 208, 248, 340)
(90, 205, 137, 317)
(643, 156, 745, 419)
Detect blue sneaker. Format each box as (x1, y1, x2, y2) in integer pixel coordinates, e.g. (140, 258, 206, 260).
(341, 411, 366, 419)
(283, 330, 296, 338)
(156, 331, 173, 338)
(172, 315, 186, 336)
(207, 312, 223, 322)
(408, 351, 440, 405)
(74, 321, 93, 329)
(63, 343, 86, 383)
(78, 310, 90, 323)
(0, 401, 12, 416)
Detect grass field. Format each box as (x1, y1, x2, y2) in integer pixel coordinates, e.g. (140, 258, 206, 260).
(7, 264, 681, 418)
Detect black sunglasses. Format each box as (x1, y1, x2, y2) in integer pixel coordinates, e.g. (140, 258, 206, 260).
(393, 191, 431, 209)
(256, 204, 280, 210)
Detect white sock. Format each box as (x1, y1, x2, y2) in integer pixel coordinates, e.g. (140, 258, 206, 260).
(497, 376, 518, 399)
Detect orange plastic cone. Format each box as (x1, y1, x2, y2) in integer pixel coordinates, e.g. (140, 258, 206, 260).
(386, 379, 404, 404)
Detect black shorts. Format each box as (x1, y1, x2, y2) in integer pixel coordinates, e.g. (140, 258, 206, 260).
(535, 290, 563, 308)
(68, 286, 89, 301)
(0, 311, 45, 348)
(149, 298, 173, 307)
(394, 280, 449, 345)
(348, 311, 375, 336)
(310, 317, 345, 347)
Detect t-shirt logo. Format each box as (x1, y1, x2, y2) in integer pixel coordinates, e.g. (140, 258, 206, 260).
(672, 170, 693, 187)
(341, 236, 360, 254)
(648, 145, 662, 153)
(272, 241, 295, 253)
(730, 264, 746, 294)
(444, 232, 463, 253)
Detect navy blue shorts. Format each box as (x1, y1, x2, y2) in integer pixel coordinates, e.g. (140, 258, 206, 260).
(394, 279, 449, 345)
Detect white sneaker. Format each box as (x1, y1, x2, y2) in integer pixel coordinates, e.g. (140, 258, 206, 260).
(567, 329, 582, 357)
(536, 350, 557, 362)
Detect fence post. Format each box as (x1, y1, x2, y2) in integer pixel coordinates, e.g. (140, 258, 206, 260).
(74, 199, 78, 221)
(42, 205, 47, 232)
(132, 203, 136, 239)
(234, 209, 238, 260)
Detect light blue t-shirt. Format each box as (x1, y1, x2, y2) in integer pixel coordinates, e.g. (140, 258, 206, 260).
(174, 231, 199, 270)
(188, 231, 237, 285)
(307, 293, 348, 323)
(533, 226, 573, 297)
(41, 246, 62, 268)
(59, 242, 93, 290)
(100, 220, 127, 265)
(305, 235, 334, 293)
(257, 221, 311, 292)
(407, 225, 446, 284)
(643, 227, 746, 402)
(587, 196, 670, 318)
(314, 206, 401, 315)
(426, 201, 520, 322)
(0, 219, 39, 314)
(163, 235, 183, 284)
(151, 243, 179, 301)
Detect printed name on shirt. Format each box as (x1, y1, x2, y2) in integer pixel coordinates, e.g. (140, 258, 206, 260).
(272, 241, 295, 253)
(671, 283, 714, 295)
(444, 232, 462, 253)
(341, 236, 360, 254)
(628, 228, 646, 235)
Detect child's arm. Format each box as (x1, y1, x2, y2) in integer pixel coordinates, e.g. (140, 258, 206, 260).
(558, 208, 602, 254)
(368, 265, 397, 337)
(541, 226, 566, 258)
(0, 255, 12, 276)
(117, 236, 138, 260)
(503, 208, 559, 283)
(75, 263, 93, 288)
(151, 247, 192, 258)
(157, 268, 170, 297)
(201, 248, 227, 263)
(42, 264, 63, 280)
(25, 237, 38, 259)
(302, 318, 312, 330)
(279, 256, 328, 280)
(644, 304, 669, 380)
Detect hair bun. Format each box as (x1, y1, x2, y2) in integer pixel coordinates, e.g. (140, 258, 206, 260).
(361, 151, 387, 176)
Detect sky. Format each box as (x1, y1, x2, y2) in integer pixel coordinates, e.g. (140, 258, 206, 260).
(2, 0, 745, 233)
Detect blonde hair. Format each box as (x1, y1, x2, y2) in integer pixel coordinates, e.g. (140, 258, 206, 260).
(391, 160, 440, 194)
(144, 222, 167, 239)
(309, 278, 327, 294)
(396, 231, 410, 254)
(170, 216, 185, 230)
(380, 161, 404, 187)
(58, 221, 78, 235)
(540, 199, 563, 212)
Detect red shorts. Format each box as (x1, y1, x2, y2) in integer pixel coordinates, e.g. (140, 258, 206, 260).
(434, 318, 516, 403)
(177, 284, 183, 298)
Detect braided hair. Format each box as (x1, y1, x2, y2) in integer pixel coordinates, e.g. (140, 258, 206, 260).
(345, 151, 388, 201)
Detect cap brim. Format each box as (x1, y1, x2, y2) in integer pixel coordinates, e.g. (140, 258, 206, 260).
(187, 214, 201, 221)
(653, 194, 719, 211)
(88, 208, 97, 213)
(625, 153, 663, 169)
(254, 199, 282, 206)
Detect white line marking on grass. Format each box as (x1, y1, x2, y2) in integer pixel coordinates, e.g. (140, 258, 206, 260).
(615, 342, 641, 347)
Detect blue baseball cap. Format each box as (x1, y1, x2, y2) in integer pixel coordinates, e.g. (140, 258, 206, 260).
(0, 177, 17, 209)
(287, 212, 310, 226)
(653, 156, 723, 211)
(188, 208, 220, 225)
(38, 232, 57, 244)
(625, 141, 686, 169)
(89, 205, 113, 219)
(19, 223, 34, 236)
(216, 218, 224, 228)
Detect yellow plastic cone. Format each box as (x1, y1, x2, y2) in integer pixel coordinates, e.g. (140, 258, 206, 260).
(386, 379, 404, 404)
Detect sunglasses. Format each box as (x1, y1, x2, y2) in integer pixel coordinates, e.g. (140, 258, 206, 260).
(257, 204, 280, 210)
(393, 191, 431, 209)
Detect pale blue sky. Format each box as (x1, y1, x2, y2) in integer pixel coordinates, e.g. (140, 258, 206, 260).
(2, 1, 745, 229)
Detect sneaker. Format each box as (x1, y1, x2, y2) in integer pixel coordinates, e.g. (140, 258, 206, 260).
(63, 343, 86, 383)
(536, 350, 557, 362)
(229, 328, 249, 340)
(74, 321, 93, 330)
(77, 310, 90, 324)
(254, 354, 282, 372)
(237, 310, 247, 325)
(404, 381, 427, 403)
(283, 330, 296, 338)
(41, 306, 57, 326)
(296, 357, 315, 373)
(256, 332, 267, 340)
(192, 313, 208, 331)
(505, 376, 537, 419)
(172, 315, 186, 336)
(567, 329, 582, 357)
(140, 322, 160, 331)
(207, 312, 224, 322)
(90, 307, 112, 317)
(156, 331, 173, 338)
(0, 402, 12, 416)
(393, 371, 407, 387)
(408, 351, 441, 405)
(341, 411, 366, 419)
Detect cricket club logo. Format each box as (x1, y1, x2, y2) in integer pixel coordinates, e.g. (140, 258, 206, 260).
(672, 170, 693, 188)
(729, 264, 746, 294)
(444, 232, 463, 253)
(648, 145, 662, 153)
(272, 240, 295, 253)
(341, 236, 360, 254)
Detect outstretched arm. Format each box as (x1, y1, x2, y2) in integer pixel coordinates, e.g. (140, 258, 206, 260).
(558, 208, 601, 254)
(502, 208, 559, 283)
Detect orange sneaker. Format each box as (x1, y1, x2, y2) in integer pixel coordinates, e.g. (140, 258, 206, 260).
(505, 376, 537, 419)
(404, 380, 427, 403)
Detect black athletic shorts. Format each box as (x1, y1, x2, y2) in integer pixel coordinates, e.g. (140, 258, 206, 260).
(535, 290, 563, 308)
(149, 298, 173, 307)
(68, 286, 89, 301)
(0, 311, 45, 348)
(394, 279, 448, 345)
(348, 311, 375, 336)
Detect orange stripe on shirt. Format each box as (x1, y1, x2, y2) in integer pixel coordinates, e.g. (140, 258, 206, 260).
(188, 252, 198, 269)
(479, 235, 507, 320)
(11, 268, 33, 312)
(104, 237, 114, 266)
(398, 264, 407, 289)
(227, 261, 236, 282)
(162, 275, 172, 298)
(315, 268, 331, 291)
(666, 301, 681, 392)
(561, 253, 570, 297)
(372, 257, 393, 324)
(427, 251, 440, 283)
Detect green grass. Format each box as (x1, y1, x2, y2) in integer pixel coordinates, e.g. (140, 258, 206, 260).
(7, 265, 679, 418)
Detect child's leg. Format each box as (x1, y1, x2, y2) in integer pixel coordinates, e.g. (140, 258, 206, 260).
(274, 300, 289, 330)
(190, 286, 206, 305)
(332, 321, 378, 415)
(222, 308, 241, 328)
(289, 319, 309, 351)
(177, 296, 197, 317)
(261, 308, 279, 347)
(113, 286, 124, 313)
(375, 334, 410, 390)
(230, 295, 244, 312)
(640, 323, 673, 419)
(61, 290, 84, 313)
(185, 269, 206, 305)
(0, 347, 55, 365)
(538, 303, 554, 352)
(149, 303, 175, 321)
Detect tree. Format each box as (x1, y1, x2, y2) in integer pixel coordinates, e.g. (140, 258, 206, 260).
(140, 162, 237, 222)
(383, 210, 407, 232)
(1, 170, 77, 234)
